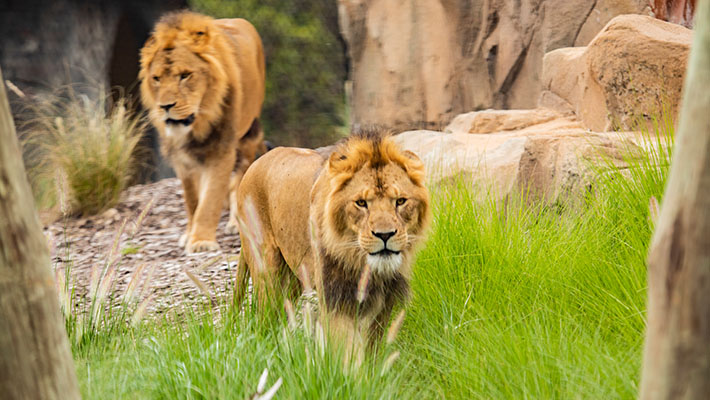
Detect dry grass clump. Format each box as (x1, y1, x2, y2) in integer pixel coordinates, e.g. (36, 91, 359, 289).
(22, 89, 147, 216)
(51, 199, 156, 350)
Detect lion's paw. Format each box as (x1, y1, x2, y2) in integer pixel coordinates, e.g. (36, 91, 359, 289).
(225, 220, 240, 235)
(186, 240, 220, 254)
(178, 233, 188, 248)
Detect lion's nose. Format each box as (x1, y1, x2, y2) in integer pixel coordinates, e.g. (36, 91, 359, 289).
(373, 230, 396, 244)
(160, 102, 176, 112)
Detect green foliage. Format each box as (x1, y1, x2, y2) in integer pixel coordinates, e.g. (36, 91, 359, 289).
(76, 306, 409, 399)
(70, 126, 672, 398)
(22, 90, 147, 216)
(397, 125, 671, 398)
(190, 0, 347, 148)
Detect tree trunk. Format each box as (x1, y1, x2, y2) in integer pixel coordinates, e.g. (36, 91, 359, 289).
(0, 70, 80, 398)
(652, 0, 696, 27)
(639, 1, 710, 399)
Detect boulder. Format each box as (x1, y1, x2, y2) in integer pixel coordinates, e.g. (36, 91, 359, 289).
(574, 0, 653, 45)
(445, 108, 578, 134)
(337, 0, 649, 131)
(540, 14, 692, 131)
(394, 109, 636, 201)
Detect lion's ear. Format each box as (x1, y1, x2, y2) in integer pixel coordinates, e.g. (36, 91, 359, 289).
(144, 34, 156, 48)
(327, 150, 349, 175)
(139, 35, 158, 79)
(401, 150, 426, 185)
(189, 26, 211, 48)
(402, 150, 424, 170)
(402, 150, 421, 163)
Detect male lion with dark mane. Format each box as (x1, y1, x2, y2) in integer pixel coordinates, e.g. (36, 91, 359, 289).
(235, 128, 431, 357)
(139, 11, 266, 253)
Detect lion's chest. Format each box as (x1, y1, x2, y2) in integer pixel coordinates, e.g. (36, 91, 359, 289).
(165, 124, 192, 140)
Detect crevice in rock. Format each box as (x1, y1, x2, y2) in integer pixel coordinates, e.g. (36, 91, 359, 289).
(573, 0, 598, 45)
(497, 44, 529, 109)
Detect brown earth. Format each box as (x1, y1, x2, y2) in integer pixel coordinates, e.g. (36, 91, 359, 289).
(45, 178, 240, 317)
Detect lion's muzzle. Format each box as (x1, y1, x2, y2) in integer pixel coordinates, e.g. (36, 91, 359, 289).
(166, 113, 195, 126)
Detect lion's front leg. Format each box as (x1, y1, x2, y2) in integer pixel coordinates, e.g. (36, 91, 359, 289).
(368, 303, 394, 349)
(177, 173, 199, 248)
(324, 312, 367, 368)
(186, 154, 235, 253)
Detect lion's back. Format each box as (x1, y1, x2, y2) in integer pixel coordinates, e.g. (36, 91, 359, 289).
(213, 18, 265, 135)
(238, 147, 324, 266)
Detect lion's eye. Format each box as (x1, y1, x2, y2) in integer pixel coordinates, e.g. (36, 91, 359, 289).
(152, 76, 160, 83)
(180, 72, 191, 80)
(396, 198, 407, 206)
(355, 199, 367, 208)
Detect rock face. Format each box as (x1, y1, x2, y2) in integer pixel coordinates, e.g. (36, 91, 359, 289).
(0, 0, 187, 180)
(394, 109, 634, 201)
(445, 108, 572, 134)
(337, 0, 650, 131)
(0, 0, 185, 100)
(540, 14, 692, 131)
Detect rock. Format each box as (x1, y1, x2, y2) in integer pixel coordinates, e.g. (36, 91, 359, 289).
(540, 14, 692, 131)
(539, 47, 587, 116)
(337, 0, 649, 131)
(574, 0, 652, 46)
(101, 207, 119, 221)
(394, 111, 636, 202)
(445, 108, 573, 134)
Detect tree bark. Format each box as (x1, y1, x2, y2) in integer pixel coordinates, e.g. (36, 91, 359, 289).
(0, 70, 81, 398)
(639, 1, 710, 399)
(652, 0, 696, 27)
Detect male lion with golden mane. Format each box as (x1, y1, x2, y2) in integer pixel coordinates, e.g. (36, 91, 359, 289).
(235, 128, 431, 356)
(139, 11, 266, 253)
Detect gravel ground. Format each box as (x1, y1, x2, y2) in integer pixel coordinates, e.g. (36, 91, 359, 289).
(45, 178, 241, 317)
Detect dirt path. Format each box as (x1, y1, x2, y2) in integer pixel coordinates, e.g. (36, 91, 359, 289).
(45, 178, 241, 316)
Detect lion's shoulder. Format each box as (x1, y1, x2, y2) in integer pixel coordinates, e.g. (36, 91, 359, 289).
(240, 147, 324, 200)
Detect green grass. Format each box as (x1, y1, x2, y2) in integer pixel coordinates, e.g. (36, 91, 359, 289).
(68, 128, 671, 399)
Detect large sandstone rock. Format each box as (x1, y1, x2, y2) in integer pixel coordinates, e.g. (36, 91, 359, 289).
(337, 0, 650, 131)
(540, 14, 692, 131)
(574, 0, 655, 45)
(445, 108, 578, 134)
(395, 109, 636, 201)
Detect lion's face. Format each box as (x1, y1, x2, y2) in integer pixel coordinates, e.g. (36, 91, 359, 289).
(139, 12, 232, 140)
(323, 137, 430, 275)
(146, 47, 210, 133)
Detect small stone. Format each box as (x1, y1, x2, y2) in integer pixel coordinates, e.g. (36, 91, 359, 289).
(101, 208, 119, 220)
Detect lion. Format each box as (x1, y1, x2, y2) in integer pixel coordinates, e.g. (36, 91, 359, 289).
(139, 11, 266, 253)
(235, 128, 431, 358)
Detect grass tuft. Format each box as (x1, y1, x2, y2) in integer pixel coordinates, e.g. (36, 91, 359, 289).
(53, 202, 156, 355)
(21, 89, 147, 216)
